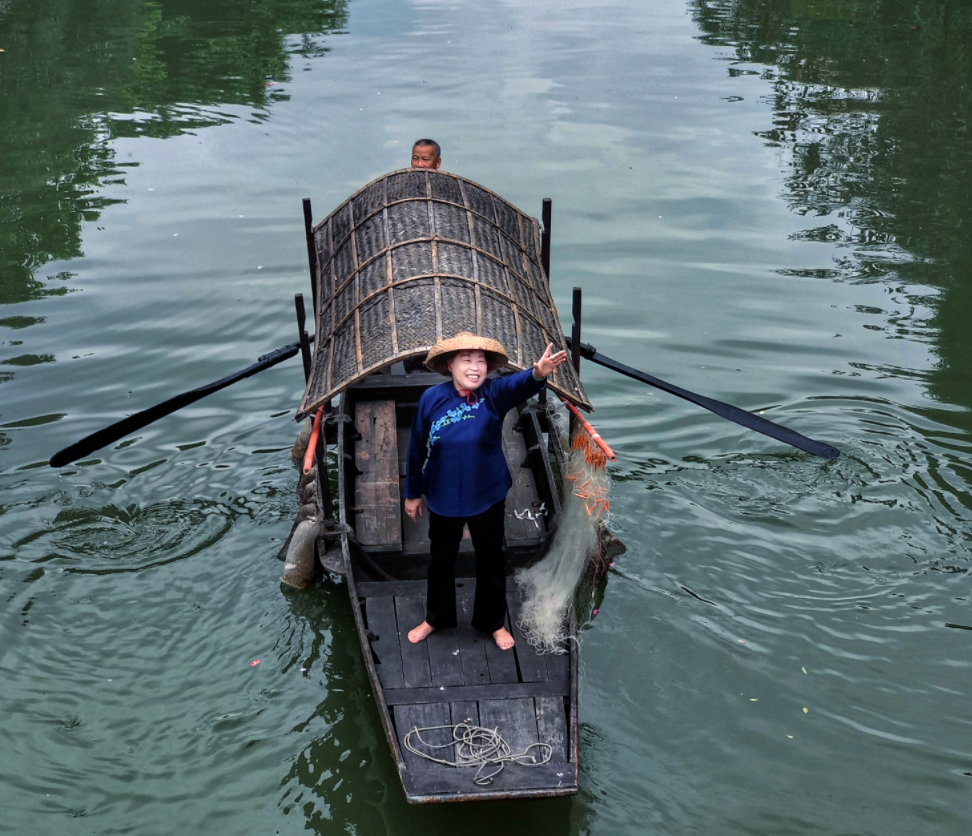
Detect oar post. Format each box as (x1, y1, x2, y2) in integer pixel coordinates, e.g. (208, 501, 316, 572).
(302, 198, 318, 316)
(570, 287, 582, 436)
(540, 198, 552, 281)
(294, 293, 312, 382)
(538, 198, 553, 408)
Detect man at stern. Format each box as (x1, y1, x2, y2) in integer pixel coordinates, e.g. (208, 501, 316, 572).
(411, 139, 441, 170)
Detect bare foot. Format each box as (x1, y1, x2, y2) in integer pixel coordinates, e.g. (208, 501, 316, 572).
(492, 627, 515, 651)
(408, 621, 435, 644)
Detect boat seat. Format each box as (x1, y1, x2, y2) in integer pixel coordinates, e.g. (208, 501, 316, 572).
(354, 399, 403, 550)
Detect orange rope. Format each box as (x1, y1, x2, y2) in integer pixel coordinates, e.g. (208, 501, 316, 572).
(302, 407, 325, 476)
(560, 398, 617, 462)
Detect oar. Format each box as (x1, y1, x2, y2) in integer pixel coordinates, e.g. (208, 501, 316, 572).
(565, 338, 839, 460)
(49, 338, 311, 468)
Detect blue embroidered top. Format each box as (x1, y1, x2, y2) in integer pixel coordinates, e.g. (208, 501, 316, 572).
(404, 369, 546, 517)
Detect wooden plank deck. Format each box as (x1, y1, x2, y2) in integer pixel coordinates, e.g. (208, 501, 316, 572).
(360, 579, 573, 799)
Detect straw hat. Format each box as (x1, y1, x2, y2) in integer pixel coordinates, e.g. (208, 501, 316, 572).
(425, 332, 509, 375)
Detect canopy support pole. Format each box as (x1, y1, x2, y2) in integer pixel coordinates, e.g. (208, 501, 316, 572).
(541, 198, 552, 281)
(302, 198, 319, 316)
(539, 198, 553, 407)
(570, 287, 582, 435)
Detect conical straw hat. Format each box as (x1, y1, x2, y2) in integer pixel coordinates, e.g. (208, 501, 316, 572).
(425, 332, 509, 375)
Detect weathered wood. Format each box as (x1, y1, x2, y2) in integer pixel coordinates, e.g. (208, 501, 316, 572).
(383, 678, 568, 706)
(449, 700, 480, 765)
(535, 696, 568, 763)
(450, 700, 480, 726)
(401, 762, 575, 799)
(427, 626, 464, 688)
(540, 198, 552, 282)
(358, 579, 429, 598)
(394, 702, 452, 772)
(397, 422, 430, 554)
(483, 608, 519, 684)
(397, 425, 409, 476)
(395, 594, 432, 688)
(522, 406, 561, 518)
(568, 608, 579, 765)
(358, 578, 481, 599)
(545, 646, 570, 691)
(502, 411, 544, 547)
(354, 400, 402, 548)
(479, 698, 539, 756)
(455, 593, 490, 686)
(364, 594, 404, 690)
(353, 371, 443, 391)
(344, 549, 405, 789)
(507, 590, 548, 683)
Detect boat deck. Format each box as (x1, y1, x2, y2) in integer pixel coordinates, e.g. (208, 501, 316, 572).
(357, 578, 576, 799)
(338, 373, 577, 801)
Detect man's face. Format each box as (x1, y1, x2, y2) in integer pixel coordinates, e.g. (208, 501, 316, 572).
(411, 145, 441, 169)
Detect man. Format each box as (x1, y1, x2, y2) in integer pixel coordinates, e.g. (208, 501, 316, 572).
(411, 139, 441, 170)
(403, 138, 443, 376)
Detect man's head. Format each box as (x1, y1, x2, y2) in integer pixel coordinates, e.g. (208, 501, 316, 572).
(411, 139, 441, 170)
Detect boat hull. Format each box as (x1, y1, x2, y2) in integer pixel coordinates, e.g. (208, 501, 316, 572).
(326, 367, 579, 803)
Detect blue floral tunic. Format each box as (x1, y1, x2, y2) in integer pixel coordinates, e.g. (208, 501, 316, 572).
(404, 369, 545, 517)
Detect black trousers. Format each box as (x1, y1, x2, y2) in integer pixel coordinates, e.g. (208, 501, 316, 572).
(425, 499, 507, 633)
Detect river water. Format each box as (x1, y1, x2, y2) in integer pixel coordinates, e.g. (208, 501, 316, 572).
(2, 1, 970, 833)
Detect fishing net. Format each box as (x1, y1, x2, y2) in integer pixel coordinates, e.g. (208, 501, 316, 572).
(515, 409, 613, 653)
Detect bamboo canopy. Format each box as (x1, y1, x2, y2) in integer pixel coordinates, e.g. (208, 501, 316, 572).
(297, 169, 591, 419)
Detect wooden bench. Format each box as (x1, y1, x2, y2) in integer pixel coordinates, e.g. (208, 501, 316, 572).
(354, 399, 402, 550)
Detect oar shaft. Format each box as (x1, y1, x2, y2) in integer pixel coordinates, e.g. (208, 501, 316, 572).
(49, 337, 312, 468)
(566, 338, 839, 460)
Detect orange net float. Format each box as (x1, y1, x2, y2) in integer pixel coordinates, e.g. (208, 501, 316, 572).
(302, 406, 325, 476)
(559, 397, 617, 463)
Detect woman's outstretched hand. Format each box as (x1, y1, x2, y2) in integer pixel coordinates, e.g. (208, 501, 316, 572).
(534, 343, 568, 379)
(404, 497, 423, 522)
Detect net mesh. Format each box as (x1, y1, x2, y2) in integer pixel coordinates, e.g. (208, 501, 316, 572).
(514, 417, 613, 654)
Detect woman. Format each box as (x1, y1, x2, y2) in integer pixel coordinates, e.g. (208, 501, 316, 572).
(404, 332, 568, 650)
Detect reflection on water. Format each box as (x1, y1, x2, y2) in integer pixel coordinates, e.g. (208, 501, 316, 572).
(692, 0, 972, 420)
(0, 0, 348, 308)
(2, 0, 972, 834)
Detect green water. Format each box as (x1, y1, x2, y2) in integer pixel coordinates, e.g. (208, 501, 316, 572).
(2, 1, 970, 833)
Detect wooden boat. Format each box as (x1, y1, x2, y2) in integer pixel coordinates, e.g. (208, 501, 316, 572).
(287, 168, 599, 803)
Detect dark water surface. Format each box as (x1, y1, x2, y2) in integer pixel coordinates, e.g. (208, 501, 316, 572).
(2, 1, 971, 833)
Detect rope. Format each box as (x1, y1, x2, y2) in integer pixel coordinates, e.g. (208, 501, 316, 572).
(403, 723, 553, 786)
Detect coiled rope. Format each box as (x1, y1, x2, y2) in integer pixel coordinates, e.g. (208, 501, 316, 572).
(403, 723, 553, 786)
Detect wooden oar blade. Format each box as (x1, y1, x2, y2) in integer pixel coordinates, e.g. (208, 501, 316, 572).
(570, 340, 839, 460)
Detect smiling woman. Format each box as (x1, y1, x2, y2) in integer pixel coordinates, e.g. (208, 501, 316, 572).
(403, 333, 566, 651)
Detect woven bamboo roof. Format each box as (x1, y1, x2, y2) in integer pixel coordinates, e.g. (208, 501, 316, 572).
(296, 168, 591, 418)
